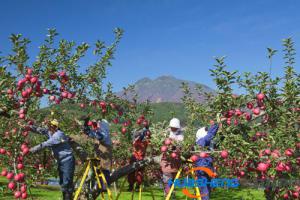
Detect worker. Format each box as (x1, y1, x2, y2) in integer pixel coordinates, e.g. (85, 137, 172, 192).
(160, 118, 184, 197)
(127, 126, 151, 191)
(82, 117, 112, 198)
(29, 119, 75, 200)
(194, 118, 220, 200)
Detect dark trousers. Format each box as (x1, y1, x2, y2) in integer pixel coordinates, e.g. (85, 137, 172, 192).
(58, 156, 75, 193)
(127, 156, 144, 189)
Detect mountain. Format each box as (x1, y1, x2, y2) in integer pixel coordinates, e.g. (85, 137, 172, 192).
(116, 75, 215, 103)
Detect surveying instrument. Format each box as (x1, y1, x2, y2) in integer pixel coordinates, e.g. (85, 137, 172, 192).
(165, 160, 203, 200)
(73, 157, 113, 200)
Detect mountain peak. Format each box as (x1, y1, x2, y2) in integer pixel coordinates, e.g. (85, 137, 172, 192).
(117, 76, 215, 103)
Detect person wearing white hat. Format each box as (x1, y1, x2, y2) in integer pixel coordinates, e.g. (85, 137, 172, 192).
(193, 117, 220, 200)
(168, 118, 184, 141)
(160, 118, 184, 198)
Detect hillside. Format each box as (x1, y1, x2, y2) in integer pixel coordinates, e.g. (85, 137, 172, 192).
(116, 75, 215, 103)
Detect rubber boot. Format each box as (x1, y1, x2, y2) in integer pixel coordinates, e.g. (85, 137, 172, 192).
(63, 192, 72, 200)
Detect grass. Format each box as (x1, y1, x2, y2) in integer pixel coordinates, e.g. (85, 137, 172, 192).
(0, 177, 265, 200)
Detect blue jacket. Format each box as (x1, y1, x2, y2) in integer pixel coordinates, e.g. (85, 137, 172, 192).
(196, 124, 219, 148)
(84, 120, 112, 146)
(195, 124, 219, 174)
(30, 126, 74, 162)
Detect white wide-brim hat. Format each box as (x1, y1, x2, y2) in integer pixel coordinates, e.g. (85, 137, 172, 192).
(196, 127, 207, 141)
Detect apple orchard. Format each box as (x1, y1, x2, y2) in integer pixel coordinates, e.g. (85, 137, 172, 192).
(0, 30, 299, 200)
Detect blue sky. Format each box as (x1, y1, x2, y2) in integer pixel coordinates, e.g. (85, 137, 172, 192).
(1, 0, 300, 92)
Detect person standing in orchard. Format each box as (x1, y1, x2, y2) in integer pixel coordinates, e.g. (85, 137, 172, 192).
(193, 115, 221, 200)
(81, 117, 112, 196)
(29, 119, 75, 200)
(160, 118, 184, 197)
(127, 126, 152, 191)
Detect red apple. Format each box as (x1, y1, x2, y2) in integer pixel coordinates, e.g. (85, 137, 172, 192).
(18, 173, 25, 180)
(256, 93, 265, 100)
(8, 182, 16, 190)
(1, 169, 8, 176)
(276, 162, 286, 172)
(21, 144, 28, 151)
(17, 163, 24, 170)
(200, 152, 208, 158)
(26, 68, 33, 75)
(49, 96, 56, 101)
(283, 193, 289, 199)
(22, 147, 29, 156)
(20, 185, 27, 193)
(99, 101, 106, 108)
(0, 148, 6, 154)
(22, 131, 29, 137)
(19, 113, 25, 119)
(7, 89, 13, 94)
(257, 162, 268, 172)
(14, 174, 21, 182)
(110, 103, 116, 109)
(25, 74, 31, 81)
(244, 113, 252, 121)
(143, 120, 149, 127)
(21, 91, 28, 98)
(292, 191, 299, 198)
(6, 172, 14, 180)
(252, 107, 260, 115)
(80, 103, 85, 108)
(271, 150, 281, 159)
(239, 171, 245, 176)
(43, 88, 49, 94)
(264, 149, 271, 155)
(21, 192, 27, 199)
(247, 102, 253, 109)
(121, 127, 127, 134)
(235, 109, 243, 116)
(30, 77, 38, 84)
(61, 91, 68, 98)
(226, 118, 231, 125)
(164, 138, 172, 145)
(14, 191, 21, 198)
(190, 155, 199, 162)
(220, 150, 229, 159)
(160, 146, 168, 152)
(171, 152, 177, 158)
(285, 148, 294, 157)
(59, 71, 66, 77)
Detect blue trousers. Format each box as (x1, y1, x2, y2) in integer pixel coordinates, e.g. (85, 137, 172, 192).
(195, 157, 214, 200)
(58, 156, 75, 193)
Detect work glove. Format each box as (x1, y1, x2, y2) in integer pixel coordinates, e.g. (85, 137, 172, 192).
(217, 113, 222, 124)
(29, 144, 42, 153)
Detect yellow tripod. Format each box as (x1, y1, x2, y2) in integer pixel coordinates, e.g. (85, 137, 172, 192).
(74, 158, 113, 200)
(165, 162, 202, 200)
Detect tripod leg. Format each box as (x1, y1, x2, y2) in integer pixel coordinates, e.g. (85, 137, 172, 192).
(165, 168, 182, 200)
(189, 164, 202, 200)
(138, 185, 142, 200)
(115, 178, 126, 200)
(92, 165, 104, 200)
(98, 170, 113, 200)
(74, 161, 91, 200)
(150, 190, 155, 200)
(131, 189, 135, 200)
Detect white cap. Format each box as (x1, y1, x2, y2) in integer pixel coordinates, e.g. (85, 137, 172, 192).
(196, 127, 207, 141)
(169, 118, 181, 129)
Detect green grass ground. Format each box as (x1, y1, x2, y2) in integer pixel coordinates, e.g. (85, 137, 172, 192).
(0, 177, 265, 200)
